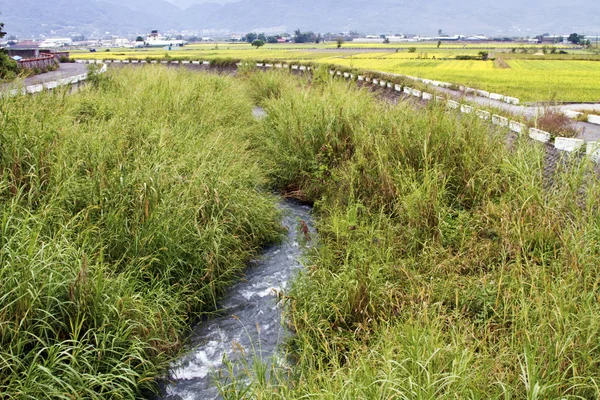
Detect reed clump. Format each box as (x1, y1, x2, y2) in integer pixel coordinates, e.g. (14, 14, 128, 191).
(0, 66, 282, 398)
(236, 69, 600, 398)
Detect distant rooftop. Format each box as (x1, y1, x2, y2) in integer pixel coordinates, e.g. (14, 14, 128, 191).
(7, 42, 41, 50)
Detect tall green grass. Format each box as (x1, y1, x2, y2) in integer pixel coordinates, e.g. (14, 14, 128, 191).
(232, 68, 600, 398)
(4, 64, 600, 399)
(0, 67, 282, 398)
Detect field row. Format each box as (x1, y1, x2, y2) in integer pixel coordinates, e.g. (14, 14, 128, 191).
(70, 44, 600, 102)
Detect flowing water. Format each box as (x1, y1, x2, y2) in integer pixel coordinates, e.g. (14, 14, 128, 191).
(158, 199, 314, 399)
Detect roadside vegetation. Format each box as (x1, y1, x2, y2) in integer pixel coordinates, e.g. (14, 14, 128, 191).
(0, 21, 19, 80)
(0, 67, 282, 398)
(219, 68, 600, 398)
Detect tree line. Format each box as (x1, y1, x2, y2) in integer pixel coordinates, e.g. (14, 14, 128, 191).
(244, 30, 351, 46)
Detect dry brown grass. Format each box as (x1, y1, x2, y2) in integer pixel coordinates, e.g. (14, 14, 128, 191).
(536, 109, 578, 137)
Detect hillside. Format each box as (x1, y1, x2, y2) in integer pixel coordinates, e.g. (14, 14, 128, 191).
(0, 0, 598, 39)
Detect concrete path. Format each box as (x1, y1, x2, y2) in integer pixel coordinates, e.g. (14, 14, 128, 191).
(414, 81, 600, 142)
(1, 63, 88, 89)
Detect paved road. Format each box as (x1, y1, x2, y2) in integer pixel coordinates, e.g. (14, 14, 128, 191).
(419, 82, 600, 142)
(2, 63, 88, 89)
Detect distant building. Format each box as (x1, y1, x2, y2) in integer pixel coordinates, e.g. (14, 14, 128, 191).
(6, 43, 64, 70)
(353, 38, 385, 43)
(433, 35, 461, 41)
(144, 30, 187, 47)
(230, 34, 242, 41)
(7, 42, 41, 59)
(113, 38, 130, 47)
(540, 35, 568, 43)
(463, 35, 490, 41)
(39, 38, 72, 47)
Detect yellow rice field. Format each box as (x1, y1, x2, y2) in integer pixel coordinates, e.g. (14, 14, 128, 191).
(71, 43, 600, 102)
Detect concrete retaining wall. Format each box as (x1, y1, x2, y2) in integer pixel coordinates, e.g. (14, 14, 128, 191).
(492, 115, 509, 127)
(3, 64, 107, 98)
(447, 100, 459, 109)
(588, 115, 600, 125)
(476, 110, 491, 120)
(17, 53, 57, 71)
(509, 120, 526, 134)
(555, 137, 584, 152)
(563, 110, 583, 119)
(460, 104, 473, 114)
(529, 128, 551, 143)
(587, 142, 600, 163)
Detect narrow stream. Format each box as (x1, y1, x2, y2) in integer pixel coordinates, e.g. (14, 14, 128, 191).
(158, 199, 314, 400)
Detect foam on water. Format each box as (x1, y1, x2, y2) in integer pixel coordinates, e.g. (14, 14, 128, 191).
(156, 200, 314, 399)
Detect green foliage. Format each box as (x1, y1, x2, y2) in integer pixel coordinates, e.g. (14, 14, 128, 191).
(0, 51, 18, 80)
(294, 29, 316, 43)
(568, 33, 583, 44)
(0, 67, 282, 398)
(0, 21, 19, 80)
(455, 54, 480, 60)
(408, 47, 417, 53)
(251, 39, 265, 49)
(232, 70, 600, 398)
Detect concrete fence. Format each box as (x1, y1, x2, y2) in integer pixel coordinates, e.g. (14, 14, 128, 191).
(476, 110, 491, 120)
(330, 68, 594, 161)
(529, 128, 551, 143)
(492, 115, 509, 127)
(460, 104, 473, 114)
(555, 137, 584, 152)
(17, 53, 57, 71)
(509, 120, 526, 134)
(563, 110, 582, 119)
(588, 115, 600, 125)
(447, 100, 459, 109)
(2, 64, 107, 98)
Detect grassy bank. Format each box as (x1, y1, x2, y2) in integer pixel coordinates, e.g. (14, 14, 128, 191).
(229, 68, 600, 398)
(4, 64, 600, 398)
(0, 67, 282, 398)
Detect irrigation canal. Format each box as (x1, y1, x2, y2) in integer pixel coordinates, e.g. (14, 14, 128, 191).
(156, 199, 314, 399)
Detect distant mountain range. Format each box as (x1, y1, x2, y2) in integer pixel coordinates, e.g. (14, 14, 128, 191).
(1, 0, 599, 38)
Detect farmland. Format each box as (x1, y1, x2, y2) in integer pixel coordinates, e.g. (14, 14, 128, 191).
(71, 42, 600, 102)
(325, 57, 600, 102)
